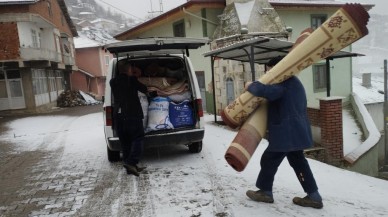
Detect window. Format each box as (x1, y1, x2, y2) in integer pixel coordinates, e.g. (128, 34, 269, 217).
(47, 1, 52, 17)
(0, 70, 7, 98)
(201, 9, 208, 37)
(31, 29, 40, 48)
(55, 70, 64, 92)
(61, 15, 65, 26)
(311, 14, 327, 30)
(7, 70, 22, 97)
(173, 20, 185, 37)
(32, 69, 48, 95)
(313, 64, 327, 92)
(105, 55, 110, 66)
(48, 70, 56, 92)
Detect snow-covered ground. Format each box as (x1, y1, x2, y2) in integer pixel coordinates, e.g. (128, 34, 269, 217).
(1, 111, 388, 216)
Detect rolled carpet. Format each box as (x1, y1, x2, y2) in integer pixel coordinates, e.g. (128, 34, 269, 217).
(225, 101, 268, 172)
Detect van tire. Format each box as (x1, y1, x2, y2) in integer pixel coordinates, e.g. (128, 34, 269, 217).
(189, 141, 202, 153)
(107, 147, 120, 162)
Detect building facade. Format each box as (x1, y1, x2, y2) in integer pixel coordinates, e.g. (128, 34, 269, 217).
(0, 0, 77, 112)
(72, 35, 114, 100)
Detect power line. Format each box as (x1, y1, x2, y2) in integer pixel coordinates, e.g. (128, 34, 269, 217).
(94, 0, 145, 21)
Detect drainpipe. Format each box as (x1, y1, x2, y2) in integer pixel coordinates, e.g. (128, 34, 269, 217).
(182, 7, 218, 26)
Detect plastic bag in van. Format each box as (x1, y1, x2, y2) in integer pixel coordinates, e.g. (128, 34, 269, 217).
(169, 100, 194, 128)
(145, 97, 174, 132)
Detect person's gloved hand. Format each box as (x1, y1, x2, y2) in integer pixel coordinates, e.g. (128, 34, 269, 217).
(247, 81, 265, 96)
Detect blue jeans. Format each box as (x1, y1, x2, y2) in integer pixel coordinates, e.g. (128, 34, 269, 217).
(256, 149, 318, 194)
(116, 115, 144, 166)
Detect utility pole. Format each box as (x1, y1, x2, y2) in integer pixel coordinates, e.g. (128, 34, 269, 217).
(149, 0, 163, 17)
(384, 59, 388, 168)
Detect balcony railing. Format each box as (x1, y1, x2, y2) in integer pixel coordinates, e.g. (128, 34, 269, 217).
(19, 47, 76, 67)
(20, 47, 61, 62)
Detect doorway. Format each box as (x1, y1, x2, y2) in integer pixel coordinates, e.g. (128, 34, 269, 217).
(4, 70, 25, 110)
(195, 71, 206, 111)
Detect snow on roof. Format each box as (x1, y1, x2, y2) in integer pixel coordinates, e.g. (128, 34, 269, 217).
(70, 16, 81, 21)
(234, 1, 254, 26)
(268, 0, 348, 6)
(74, 29, 118, 49)
(352, 75, 384, 104)
(90, 18, 117, 24)
(270, 0, 337, 3)
(74, 35, 102, 49)
(79, 12, 94, 15)
(0, 0, 38, 4)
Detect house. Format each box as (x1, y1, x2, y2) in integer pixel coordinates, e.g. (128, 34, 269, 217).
(72, 31, 116, 100)
(0, 0, 78, 112)
(115, 0, 227, 112)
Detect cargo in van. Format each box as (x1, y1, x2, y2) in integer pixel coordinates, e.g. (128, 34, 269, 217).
(103, 38, 207, 162)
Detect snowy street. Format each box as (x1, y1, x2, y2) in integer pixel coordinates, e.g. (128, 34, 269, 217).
(0, 105, 388, 217)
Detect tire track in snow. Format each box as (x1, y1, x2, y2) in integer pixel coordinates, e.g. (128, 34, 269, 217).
(201, 149, 236, 217)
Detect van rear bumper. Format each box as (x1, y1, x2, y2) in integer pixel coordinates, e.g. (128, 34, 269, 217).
(107, 128, 204, 151)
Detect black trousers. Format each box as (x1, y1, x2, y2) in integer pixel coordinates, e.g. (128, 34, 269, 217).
(256, 149, 318, 194)
(116, 115, 144, 166)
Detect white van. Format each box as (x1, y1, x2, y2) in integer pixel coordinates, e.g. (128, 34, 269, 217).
(103, 37, 207, 162)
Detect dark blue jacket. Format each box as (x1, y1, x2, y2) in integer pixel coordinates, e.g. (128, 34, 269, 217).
(110, 74, 148, 119)
(247, 76, 313, 152)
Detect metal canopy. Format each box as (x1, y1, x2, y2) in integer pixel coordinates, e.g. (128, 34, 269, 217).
(203, 36, 363, 64)
(203, 35, 364, 123)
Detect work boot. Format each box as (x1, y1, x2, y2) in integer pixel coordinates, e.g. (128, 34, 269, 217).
(246, 190, 274, 203)
(123, 164, 139, 176)
(293, 196, 323, 209)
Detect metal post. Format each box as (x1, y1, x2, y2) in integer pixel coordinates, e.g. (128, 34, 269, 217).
(384, 59, 388, 166)
(326, 58, 331, 97)
(211, 57, 217, 123)
(250, 45, 256, 80)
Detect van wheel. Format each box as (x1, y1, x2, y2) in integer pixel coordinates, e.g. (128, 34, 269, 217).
(189, 141, 202, 153)
(107, 147, 120, 162)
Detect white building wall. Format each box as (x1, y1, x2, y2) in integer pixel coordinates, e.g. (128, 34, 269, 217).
(18, 22, 36, 48)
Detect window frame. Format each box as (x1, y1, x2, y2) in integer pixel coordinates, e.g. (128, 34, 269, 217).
(201, 8, 208, 37)
(47, 1, 53, 17)
(105, 55, 110, 66)
(312, 63, 327, 93)
(173, 19, 186, 37)
(311, 14, 327, 30)
(31, 29, 40, 48)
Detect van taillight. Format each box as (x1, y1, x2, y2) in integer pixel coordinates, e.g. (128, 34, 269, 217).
(105, 106, 113, 126)
(196, 99, 203, 117)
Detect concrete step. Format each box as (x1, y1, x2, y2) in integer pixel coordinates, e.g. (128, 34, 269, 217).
(379, 172, 388, 180)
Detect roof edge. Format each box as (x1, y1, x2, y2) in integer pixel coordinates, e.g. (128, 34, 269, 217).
(114, 0, 225, 39)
